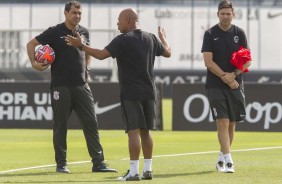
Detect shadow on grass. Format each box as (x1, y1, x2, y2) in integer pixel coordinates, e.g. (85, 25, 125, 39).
(103, 170, 214, 180)
(0, 171, 53, 177)
(1, 172, 117, 183)
(153, 170, 214, 178)
(1, 172, 114, 183)
(1, 170, 214, 183)
(0, 171, 111, 177)
(1, 181, 116, 183)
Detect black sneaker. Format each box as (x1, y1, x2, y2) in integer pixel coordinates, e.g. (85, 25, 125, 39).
(92, 162, 117, 172)
(56, 166, 70, 173)
(141, 171, 152, 180)
(117, 170, 140, 181)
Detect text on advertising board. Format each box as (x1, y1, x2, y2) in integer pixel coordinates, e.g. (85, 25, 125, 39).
(183, 94, 281, 129)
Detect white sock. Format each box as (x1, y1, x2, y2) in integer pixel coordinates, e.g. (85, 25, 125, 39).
(129, 160, 139, 176)
(217, 152, 224, 162)
(143, 159, 152, 172)
(224, 153, 233, 164)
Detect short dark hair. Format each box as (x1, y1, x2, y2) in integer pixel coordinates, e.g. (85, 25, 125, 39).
(65, 1, 81, 12)
(218, 0, 233, 12)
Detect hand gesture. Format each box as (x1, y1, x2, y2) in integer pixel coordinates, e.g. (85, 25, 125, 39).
(157, 26, 171, 57)
(65, 32, 82, 48)
(158, 26, 167, 40)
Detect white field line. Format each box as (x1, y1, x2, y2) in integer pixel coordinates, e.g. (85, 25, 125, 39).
(0, 161, 91, 174)
(1, 146, 281, 174)
(128, 146, 282, 160)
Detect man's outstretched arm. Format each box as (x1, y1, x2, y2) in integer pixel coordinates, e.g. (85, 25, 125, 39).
(65, 32, 111, 60)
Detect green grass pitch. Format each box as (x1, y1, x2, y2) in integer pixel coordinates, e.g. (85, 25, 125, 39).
(0, 99, 281, 183)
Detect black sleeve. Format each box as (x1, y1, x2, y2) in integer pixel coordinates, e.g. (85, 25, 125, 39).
(105, 35, 124, 58)
(239, 29, 249, 50)
(81, 28, 90, 46)
(151, 33, 165, 56)
(35, 27, 55, 45)
(201, 30, 213, 53)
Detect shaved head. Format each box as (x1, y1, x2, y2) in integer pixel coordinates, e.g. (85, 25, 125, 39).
(120, 8, 139, 23)
(117, 8, 139, 33)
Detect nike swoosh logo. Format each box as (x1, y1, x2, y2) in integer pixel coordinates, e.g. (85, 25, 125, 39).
(258, 76, 270, 83)
(94, 102, 120, 114)
(214, 38, 219, 40)
(267, 12, 282, 19)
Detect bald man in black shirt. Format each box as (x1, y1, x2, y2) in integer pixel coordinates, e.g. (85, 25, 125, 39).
(65, 8, 171, 181)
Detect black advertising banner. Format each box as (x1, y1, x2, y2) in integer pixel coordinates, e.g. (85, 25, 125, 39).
(71, 82, 122, 129)
(172, 83, 282, 132)
(3, 69, 282, 98)
(0, 82, 163, 130)
(0, 82, 52, 128)
(0, 82, 122, 129)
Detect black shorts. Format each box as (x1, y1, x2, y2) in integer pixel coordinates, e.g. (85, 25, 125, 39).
(207, 88, 246, 122)
(120, 99, 156, 133)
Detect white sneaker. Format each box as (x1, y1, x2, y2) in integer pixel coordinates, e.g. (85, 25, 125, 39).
(225, 162, 234, 173)
(216, 161, 225, 172)
(117, 170, 140, 181)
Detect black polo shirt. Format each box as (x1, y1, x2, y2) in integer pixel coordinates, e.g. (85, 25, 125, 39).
(35, 23, 90, 87)
(105, 29, 165, 100)
(201, 24, 249, 89)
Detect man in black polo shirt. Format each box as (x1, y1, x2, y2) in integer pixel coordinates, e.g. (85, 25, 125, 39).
(201, 0, 251, 173)
(65, 8, 171, 181)
(26, 1, 116, 173)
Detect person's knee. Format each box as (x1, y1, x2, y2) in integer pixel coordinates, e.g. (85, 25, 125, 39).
(127, 129, 140, 138)
(140, 129, 152, 140)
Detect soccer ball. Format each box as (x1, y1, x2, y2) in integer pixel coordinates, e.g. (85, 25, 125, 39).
(35, 45, 55, 64)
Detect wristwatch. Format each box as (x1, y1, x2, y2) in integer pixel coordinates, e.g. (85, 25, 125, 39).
(233, 70, 240, 77)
